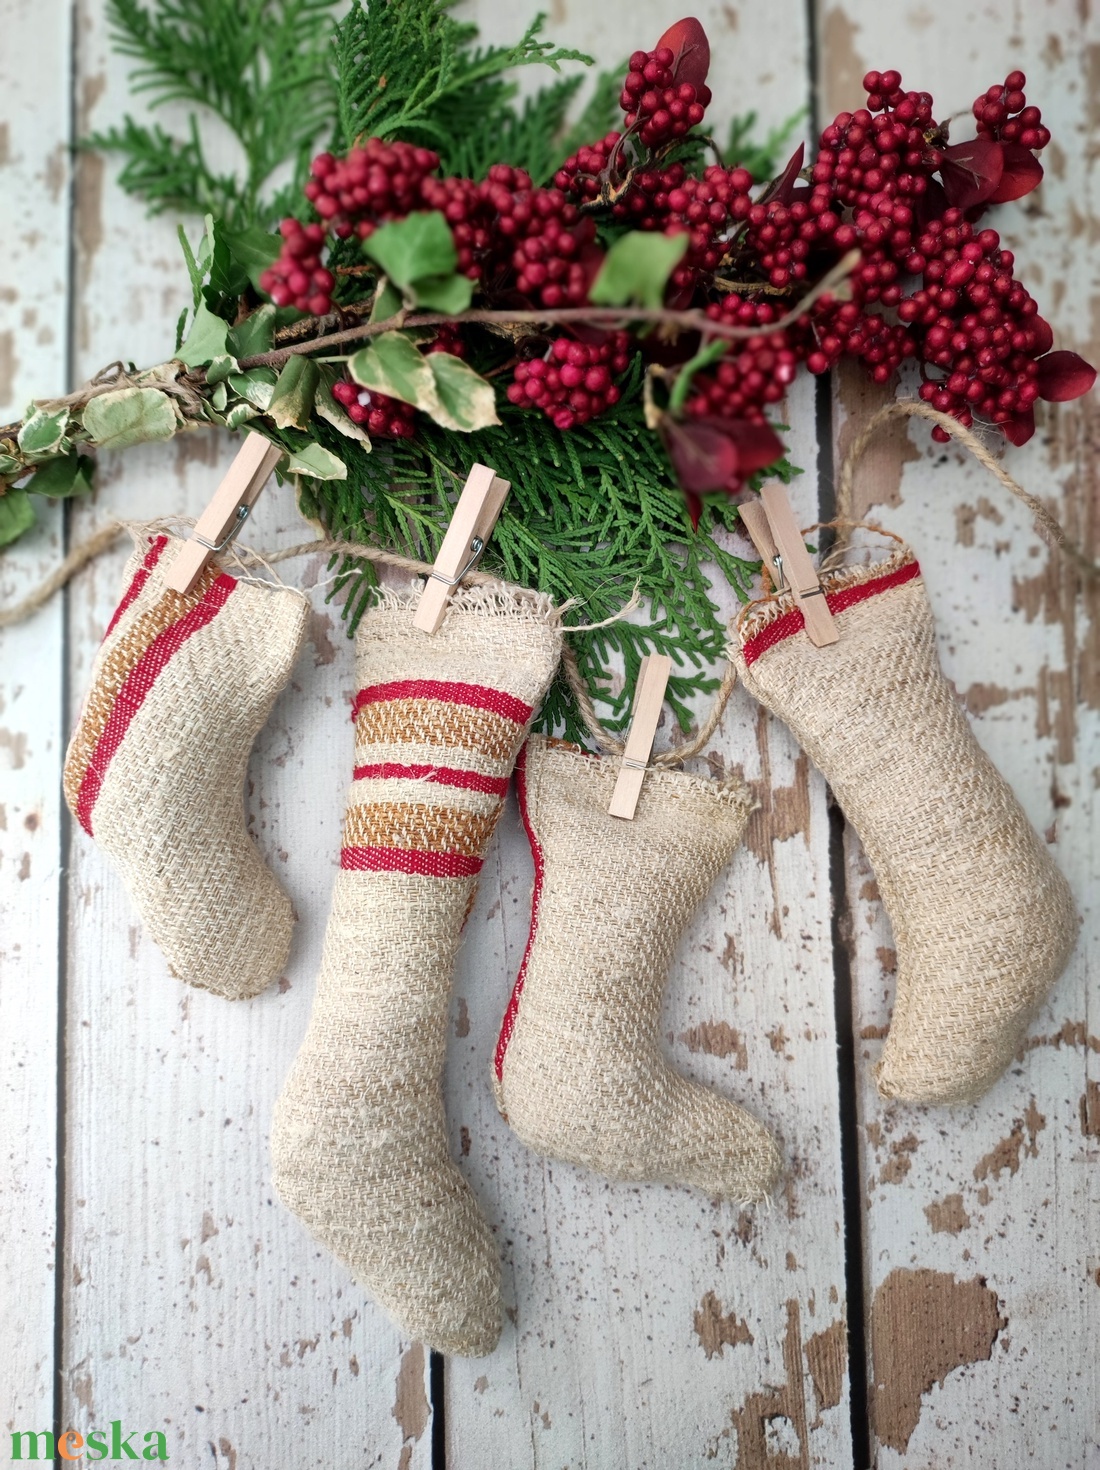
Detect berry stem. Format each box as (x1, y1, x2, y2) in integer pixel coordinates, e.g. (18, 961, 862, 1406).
(237, 250, 860, 373)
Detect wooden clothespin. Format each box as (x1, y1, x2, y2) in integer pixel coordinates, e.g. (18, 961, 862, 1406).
(608, 653, 672, 820)
(413, 463, 510, 634)
(757, 482, 838, 648)
(165, 432, 282, 595)
(738, 500, 781, 588)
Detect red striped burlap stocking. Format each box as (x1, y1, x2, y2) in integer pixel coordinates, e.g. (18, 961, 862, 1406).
(271, 585, 561, 1357)
(730, 539, 1077, 1103)
(493, 735, 782, 1203)
(63, 533, 308, 998)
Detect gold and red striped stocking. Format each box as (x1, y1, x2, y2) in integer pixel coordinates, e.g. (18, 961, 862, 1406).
(63, 532, 308, 998)
(271, 584, 561, 1357)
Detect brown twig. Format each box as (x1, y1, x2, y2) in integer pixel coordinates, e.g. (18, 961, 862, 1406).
(237, 251, 860, 371)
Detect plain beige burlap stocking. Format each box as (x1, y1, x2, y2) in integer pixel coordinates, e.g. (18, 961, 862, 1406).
(730, 540, 1077, 1103)
(271, 585, 561, 1356)
(493, 734, 781, 1202)
(63, 533, 308, 999)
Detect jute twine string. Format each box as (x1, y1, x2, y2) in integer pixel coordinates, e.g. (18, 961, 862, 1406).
(3, 395, 1094, 754)
(836, 398, 1100, 581)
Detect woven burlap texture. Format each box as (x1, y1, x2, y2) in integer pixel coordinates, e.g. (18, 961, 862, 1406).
(63, 534, 308, 999)
(494, 734, 782, 1202)
(731, 551, 1077, 1103)
(271, 584, 561, 1358)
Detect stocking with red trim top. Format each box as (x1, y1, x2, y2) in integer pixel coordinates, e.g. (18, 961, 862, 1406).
(63, 533, 308, 999)
(271, 585, 560, 1357)
(730, 536, 1076, 1103)
(493, 734, 781, 1203)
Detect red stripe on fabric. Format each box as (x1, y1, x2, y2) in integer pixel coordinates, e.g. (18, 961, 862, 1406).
(103, 535, 169, 639)
(742, 559, 921, 667)
(493, 741, 547, 1082)
(351, 761, 510, 797)
(75, 573, 237, 835)
(352, 679, 532, 726)
(340, 845, 483, 878)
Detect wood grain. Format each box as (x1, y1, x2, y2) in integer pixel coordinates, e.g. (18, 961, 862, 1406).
(821, 3, 1100, 1464)
(2, 0, 1098, 1465)
(55, 3, 431, 1462)
(0, 0, 71, 1436)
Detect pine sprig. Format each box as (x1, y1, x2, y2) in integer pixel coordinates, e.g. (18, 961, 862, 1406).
(332, 1, 593, 168)
(296, 358, 775, 743)
(89, 0, 341, 227)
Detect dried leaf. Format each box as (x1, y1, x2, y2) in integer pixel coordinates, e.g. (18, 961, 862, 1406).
(82, 388, 178, 452)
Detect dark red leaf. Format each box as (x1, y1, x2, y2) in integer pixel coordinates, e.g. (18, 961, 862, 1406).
(939, 139, 1005, 211)
(700, 416, 786, 475)
(915, 177, 948, 229)
(988, 142, 1044, 203)
(664, 420, 740, 495)
(1029, 316, 1054, 356)
(658, 17, 710, 88)
(1036, 350, 1097, 402)
(1001, 410, 1035, 446)
(760, 143, 806, 206)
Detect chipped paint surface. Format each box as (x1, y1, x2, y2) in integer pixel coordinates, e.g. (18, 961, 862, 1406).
(693, 1291, 754, 1358)
(871, 1270, 1005, 1453)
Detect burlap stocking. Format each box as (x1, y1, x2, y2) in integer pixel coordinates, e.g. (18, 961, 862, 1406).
(63, 533, 308, 999)
(492, 735, 782, 1202)
(271, 585, 561, 1357)
(730, 540, 1077, 1104)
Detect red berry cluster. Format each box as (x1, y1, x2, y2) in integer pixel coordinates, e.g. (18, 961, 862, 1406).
(898, 214, 1046, 439)
(619, 45, 710, 149)
(307, 141, 440, 238)
(258, 16, 1092, 473)
(972, 71, 1051, 150)
(812, 75, 936, 209)
(262, 220, 334, 314)
(331, 378, 416, 438)
(684, 330, 799, 423)
(505, 333, 631, 430)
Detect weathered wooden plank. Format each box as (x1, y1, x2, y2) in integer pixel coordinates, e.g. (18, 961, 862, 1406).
(821, 4, 1100, 1464)
(444, 9, 851, 1464)
(0, 0, 71, 1436)
(59, 5, 430, 1462)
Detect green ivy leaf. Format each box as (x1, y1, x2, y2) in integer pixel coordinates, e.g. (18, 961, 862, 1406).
(211, 381, 229, 412)
(362, 212, 456, 288)
(426, 352, 500, 431)
(412, 273, 474, 314)
(177, 302, 231, 367)
(350, 330, 438, 412)
(0, 488, 35, 547)
(228, 368, 278, 411)
(370, 278, 404, 324)
(82, 387, 178, 451)
(267, 355, 320, 430)
(18, 406, 69, 457)
(589, 231, 690, 309)
(30, 452, 95, 499)
(228, 304, 277, 358)
(223, 225, 281, 291)
(205, 354, 240, 384)
(282, 441, 347, 479)
(225, 401, 260, 429)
